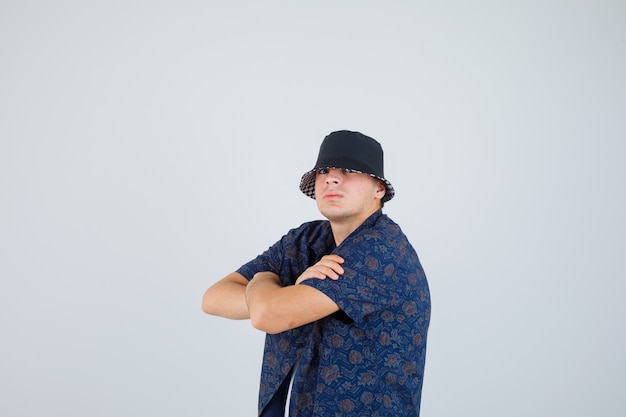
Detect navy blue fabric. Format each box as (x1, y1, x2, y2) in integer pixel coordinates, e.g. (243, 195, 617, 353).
(237, 210, 430, 416)
(260, 366, 294, 417)
(237, 220, 335, 415)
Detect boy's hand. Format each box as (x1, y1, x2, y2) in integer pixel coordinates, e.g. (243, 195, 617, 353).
(295, 255, 345, 285)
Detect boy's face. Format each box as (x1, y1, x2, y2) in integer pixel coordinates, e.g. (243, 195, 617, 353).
(314, 168, 385, 223)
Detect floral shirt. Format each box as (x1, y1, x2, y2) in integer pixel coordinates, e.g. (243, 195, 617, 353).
(237, 210, 430, 416)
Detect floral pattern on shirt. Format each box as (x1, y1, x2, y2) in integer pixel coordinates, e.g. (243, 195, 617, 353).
(237, 210, 430, 417)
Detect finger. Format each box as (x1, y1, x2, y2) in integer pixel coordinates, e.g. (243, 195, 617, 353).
(303, 267, 331, 280)
(322, 254, 345, 264)
(317, 260, 344, 276)
(315, 265, 343, 279)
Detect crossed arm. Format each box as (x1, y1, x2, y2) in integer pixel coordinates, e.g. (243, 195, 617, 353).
(201, 255, 345, 334)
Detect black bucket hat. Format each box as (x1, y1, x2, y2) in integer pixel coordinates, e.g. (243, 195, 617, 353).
(299, 130, 395, 203)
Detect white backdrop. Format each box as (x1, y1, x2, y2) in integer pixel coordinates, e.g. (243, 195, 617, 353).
(1, 1, 625, 416)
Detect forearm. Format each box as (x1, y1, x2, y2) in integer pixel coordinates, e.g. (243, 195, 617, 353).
(245, 272, 283, 330)
(246, 271, 340, 334)
(202, 272, 250, 320)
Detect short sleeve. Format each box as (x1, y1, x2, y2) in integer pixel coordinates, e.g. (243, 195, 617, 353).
(301, 241, 403, 323)
(236, 241, 283, 282)
(236, 220, 334, 286)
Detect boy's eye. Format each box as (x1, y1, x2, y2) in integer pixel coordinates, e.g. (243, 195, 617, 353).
(318, 168, 329, 175)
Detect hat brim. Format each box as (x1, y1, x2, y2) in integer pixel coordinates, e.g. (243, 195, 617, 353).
(299, 167, 395, 203)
